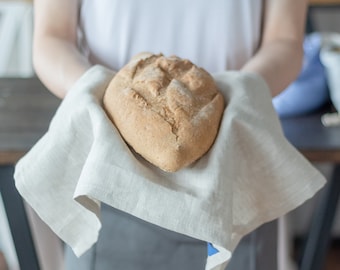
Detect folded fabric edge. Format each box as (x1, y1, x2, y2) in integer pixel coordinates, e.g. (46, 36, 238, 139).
(69, 65, 115, 95)
(205, 244, 230, 270)
(203, 159, 326, 270)
(231, 169, 326, 250)
(14, 169, 102, 258)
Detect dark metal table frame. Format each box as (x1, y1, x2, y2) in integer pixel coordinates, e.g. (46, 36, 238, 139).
(299, 165, 340, 270)
(0, 166, 40, 270)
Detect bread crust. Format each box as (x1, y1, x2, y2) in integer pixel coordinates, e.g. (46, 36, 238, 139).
(103, 53, 225, 172)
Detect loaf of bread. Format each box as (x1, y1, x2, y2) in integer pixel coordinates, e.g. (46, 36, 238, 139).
(103, 53, 225, 172)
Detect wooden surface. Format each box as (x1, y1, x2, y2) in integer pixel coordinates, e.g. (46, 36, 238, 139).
(310, 0, 340, 5)
(280, 107, 340, 162)
(0, 78, 60, 164)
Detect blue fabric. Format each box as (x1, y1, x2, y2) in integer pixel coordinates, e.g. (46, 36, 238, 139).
(207, 242, 219, 256)
(273, 33, 329, 117)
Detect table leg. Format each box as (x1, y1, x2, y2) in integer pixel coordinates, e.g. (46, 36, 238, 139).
(0, 165, 40, 270)
(299, 164, 340, 270)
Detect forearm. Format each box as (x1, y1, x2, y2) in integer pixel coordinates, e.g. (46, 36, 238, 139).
(33, 36, 91, 99)
(241, 39, 304, 97)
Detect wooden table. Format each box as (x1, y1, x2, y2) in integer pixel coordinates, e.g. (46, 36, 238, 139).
(306, 0, 340, 34)
(282, 109, 340, 162)
(0, 77, 60, 270)
(0, 78, 60, 164)
(1, 77, 340, 270)
(309, 0, 340, 6)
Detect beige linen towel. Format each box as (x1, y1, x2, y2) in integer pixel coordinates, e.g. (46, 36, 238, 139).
(14, 65, 325, 270)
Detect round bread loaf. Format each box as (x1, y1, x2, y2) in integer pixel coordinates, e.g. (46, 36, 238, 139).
(103, 53, 225, 172)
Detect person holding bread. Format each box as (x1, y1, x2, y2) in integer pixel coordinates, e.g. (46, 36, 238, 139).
(32, 0, 308, 269)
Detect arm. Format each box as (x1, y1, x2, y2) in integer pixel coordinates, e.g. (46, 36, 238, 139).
(33, 0, 91, 99)
(241, 0, 308, 96)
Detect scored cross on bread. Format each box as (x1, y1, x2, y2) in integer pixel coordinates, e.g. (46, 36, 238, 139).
(103, 53, 225, 172)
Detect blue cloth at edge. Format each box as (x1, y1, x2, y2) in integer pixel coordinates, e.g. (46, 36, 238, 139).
(272, 33, 329, 117)
(207, 242, 219, 256)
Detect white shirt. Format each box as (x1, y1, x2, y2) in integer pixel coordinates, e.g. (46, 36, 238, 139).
(79, 0, 263, 73)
